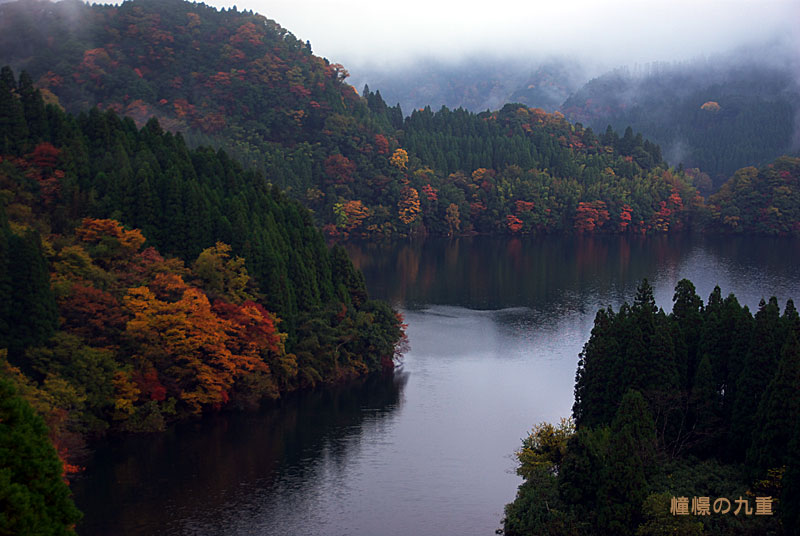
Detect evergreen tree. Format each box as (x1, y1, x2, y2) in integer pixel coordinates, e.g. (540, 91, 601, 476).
(596, 389, 656, 536)
(747, 330, 800, 471)
(729, 297, 782, 460)
(0, 376, 82, 534)
(4, 229, 58, 364)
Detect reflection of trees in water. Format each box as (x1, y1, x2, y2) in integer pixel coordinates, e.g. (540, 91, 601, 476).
(347, 236, 688, 309)
(346, 235, 800, 311)
(72, 372, 407, 536)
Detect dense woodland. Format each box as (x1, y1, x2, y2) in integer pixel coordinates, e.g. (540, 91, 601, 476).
(0, 68, 404, 534)
(5, 0, 799, 238)
(503, 280, 800, 535)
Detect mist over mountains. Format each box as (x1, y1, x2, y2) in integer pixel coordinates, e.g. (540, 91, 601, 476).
(351, 41, 800, 180)
(348, 57, 589, 115)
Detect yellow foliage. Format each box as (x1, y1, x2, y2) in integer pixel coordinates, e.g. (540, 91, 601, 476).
(390, 148, 408, 170)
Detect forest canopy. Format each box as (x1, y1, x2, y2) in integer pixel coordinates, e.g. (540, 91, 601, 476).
(503, 279, 800, 535)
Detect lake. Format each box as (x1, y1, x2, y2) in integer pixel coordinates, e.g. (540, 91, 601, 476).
(72, 234, 800, 535)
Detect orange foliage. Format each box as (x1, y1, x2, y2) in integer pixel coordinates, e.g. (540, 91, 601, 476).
(229, 22, 264, 47)
(60, 285, 129, 347)
(342, 200, 370, 231)
(574, 201, 610, 233)
(124, 285, 269, 413)
(76, 218, 146, 254)
(390, 148, 408, 170)
(397, 186, 421, 225)
(651, 201, 672, 232)
(212, 300, 285, 358)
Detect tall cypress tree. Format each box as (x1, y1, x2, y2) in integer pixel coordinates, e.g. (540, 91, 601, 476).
(730, 297, 782, 460)
(4, 229, 58, 364)
(597, 389, 656, 536)
(747, 330, 800, 471)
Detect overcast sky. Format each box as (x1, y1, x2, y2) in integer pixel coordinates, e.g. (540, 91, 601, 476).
(185, 0, 800, 70)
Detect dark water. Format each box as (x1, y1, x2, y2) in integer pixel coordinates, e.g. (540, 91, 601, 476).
(72, 235, 800, 535)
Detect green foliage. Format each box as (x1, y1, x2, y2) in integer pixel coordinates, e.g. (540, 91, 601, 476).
(708, 156, 800, 236)
(636, 493, 704, 536)
(596, 390, 657, 536)
(506, 279, 793, 535)
(0, 209, 58, 363)
(516, 417, 575, 479)
(0, 375, 82, 535)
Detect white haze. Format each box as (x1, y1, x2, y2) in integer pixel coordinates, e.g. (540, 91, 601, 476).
(199, 0, 799, 72)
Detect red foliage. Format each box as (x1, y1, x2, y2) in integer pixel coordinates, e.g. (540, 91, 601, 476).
(173, 98, 196, 119)
(470, 201, 487, 216)
(374, 134, 389, 155)
(515, 200, 535, 213)
(193, 112, 226, 133)
(421, 184, 438, 202)
(289, 84, 312, 98)
(29, 142, 61, 169)
(133, 368, 167, 401)
(323, 154, 356, 184)
(213, 300, 283, 356)
(38, 71, 63, 88)
(619, 204, 633, 231)
(668, 189, 683, 210)
(506, 214, 524, 233)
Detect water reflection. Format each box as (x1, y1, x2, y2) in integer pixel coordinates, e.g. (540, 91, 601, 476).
(73, 235, 800, 536)
(346, 234, 800, 312)
(73, 373, 407, 535)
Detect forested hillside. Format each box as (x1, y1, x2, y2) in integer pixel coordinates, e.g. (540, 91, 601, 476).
(503, 280, 800, 535)
(0, 65, 404, 503)
(706, 156, 800, 235)
(562, 60, 800, 182)
(0, 0, 712, 238)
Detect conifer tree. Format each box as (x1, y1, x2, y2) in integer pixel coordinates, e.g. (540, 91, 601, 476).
(730, 297, 782, 460)
(747, 330, 800, 471)
(0, 376, 82, 534)
(597, 389, 656, 536)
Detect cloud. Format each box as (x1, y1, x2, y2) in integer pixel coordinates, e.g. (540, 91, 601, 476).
(198, 0, 800, 69)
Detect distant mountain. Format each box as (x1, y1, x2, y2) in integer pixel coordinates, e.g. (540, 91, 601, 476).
(350, 58, 587, 115)
(4, 0, 796, 237)
(561, 55, 800, 182)
(1, 0, 704, 238)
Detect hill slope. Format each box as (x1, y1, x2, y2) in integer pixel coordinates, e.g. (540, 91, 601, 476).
(562, 57, 800, 182)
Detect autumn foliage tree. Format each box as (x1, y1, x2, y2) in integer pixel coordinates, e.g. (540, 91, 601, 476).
(574, 201, 610, 233)
(397, 186, 421, 226)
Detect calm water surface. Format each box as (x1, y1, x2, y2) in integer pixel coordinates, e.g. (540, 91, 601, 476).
(72, 235, 800, 535)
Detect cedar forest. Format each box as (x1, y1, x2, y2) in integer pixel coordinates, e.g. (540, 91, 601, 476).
(0, 0, 798, 534)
